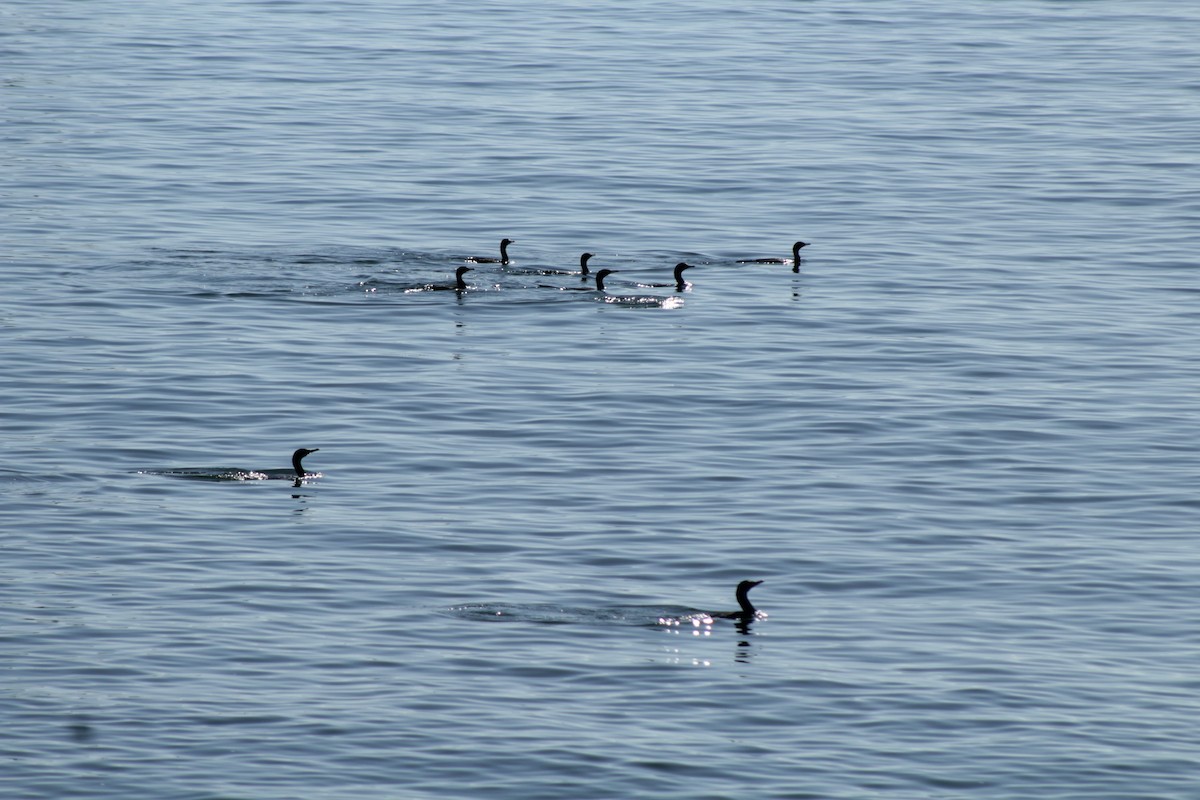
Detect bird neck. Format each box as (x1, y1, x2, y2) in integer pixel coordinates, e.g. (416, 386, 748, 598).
(736, 590, 756, 615)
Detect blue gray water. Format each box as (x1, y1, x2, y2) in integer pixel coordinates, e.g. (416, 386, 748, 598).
(4, 1, 1199, 798)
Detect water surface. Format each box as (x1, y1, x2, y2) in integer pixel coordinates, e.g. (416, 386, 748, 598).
(3, 2, 1199, 798)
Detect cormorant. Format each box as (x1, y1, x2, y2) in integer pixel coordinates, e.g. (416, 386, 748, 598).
(292, 447, 320, 478)
(707, 580, 764, 619)
(536, 266, 617, 292)
(738, 241, 808, 270)
(453, 265, 473, 291)
(418, 266, 473, 291)
(467, 238, 514, 265)
(639, 262, 694, 291)
(514, 251, 594, 277)
(594, 268, 618, 291)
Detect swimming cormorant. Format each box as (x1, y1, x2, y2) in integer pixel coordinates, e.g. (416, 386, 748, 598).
(707, 580, 764, 619)
(453, 265, 473, 291)
(594, 268, 618, 292)
(292, 447, 319, 478)
(672, 261, 693, 290)
(420, 266, 473, 291)
(738, 241, 808, 269)
(467, 238, 514, 265)
(639, 262, 694, 291)
(536, 266, 617, 292)
(514, 251, 594, 277)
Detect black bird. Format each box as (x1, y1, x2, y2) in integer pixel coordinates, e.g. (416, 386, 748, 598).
(514, 251, 594, 277)
(593, 268, 618, 291)
(144, 448, 322, 483)
(707, 580, 765, 620)
(538, 267, 618, 292)
(452, 265, 473, 291)
(420, 266, 473, 291)
(467, 238, 514, 265)
(552, 251, 595, 280)
(738, 241, 808, 270)
(638, 262, 694, 291)
(292, 447, 320, 478)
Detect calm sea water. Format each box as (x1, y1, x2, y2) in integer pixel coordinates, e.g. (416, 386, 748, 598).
(4, 1, 1199, 798)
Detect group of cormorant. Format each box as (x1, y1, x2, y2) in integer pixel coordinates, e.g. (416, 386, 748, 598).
(417, 238, 809, 295)
(163, 238, 801, 622)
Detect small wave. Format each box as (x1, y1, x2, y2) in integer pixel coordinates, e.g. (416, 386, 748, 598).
(602, 295, 685, 309)
(137, 468, 321, 482)
(447, 602, 752, 628)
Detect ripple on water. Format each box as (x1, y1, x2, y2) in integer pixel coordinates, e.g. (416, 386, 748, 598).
(5, 2, 1200, 798)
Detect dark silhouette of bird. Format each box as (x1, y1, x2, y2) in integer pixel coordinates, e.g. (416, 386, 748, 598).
(418, 266, 473, 291)
(291, 447, 319, 478)
(704, 580, 764, 619)
(738, 241, 808, 271)
(638, 262, 694, 291)
(467, 238, 514, 265)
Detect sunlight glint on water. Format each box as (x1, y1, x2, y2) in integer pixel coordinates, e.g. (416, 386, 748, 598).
(3, 2, 1199, 798)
